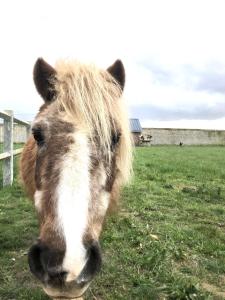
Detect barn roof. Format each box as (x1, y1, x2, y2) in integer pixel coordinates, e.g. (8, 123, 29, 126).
(130, 118, 142, 133)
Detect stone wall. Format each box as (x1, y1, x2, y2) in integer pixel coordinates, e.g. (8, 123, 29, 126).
(2, 124, 225, 145)
(142, 128, 225, 145)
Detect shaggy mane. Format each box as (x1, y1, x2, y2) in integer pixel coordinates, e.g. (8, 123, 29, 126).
(54, 60, 133, 188)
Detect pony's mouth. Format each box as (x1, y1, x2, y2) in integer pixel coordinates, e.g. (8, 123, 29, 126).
(42, 259, 94, 299)
(43, 283, 89, 300)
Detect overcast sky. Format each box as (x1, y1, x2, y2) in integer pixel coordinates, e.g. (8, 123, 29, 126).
(1, 0, 225, 129)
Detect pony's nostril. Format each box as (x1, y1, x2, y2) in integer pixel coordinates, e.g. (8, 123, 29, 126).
(28, 243, 45, 282)
(76, 241, 102, 285)
(28, 242, 65, 284)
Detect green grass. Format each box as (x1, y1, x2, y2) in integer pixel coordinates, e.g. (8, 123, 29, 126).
(1, 146, 225, 299)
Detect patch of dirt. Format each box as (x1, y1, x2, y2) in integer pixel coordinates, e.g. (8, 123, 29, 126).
(202, 282, 225, 299)
(119, 211, 138, 217)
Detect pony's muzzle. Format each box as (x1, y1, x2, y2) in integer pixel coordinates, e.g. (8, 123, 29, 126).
(28, 240, 102, 288)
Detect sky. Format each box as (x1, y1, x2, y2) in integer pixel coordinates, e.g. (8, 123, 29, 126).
(1, 0, 225, 129)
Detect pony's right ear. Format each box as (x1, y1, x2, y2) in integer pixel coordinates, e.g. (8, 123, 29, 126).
(33, 58, 57, 103)
(107, 60, 125, 91)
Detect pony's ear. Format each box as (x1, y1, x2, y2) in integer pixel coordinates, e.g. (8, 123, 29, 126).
(107, 60, 125, 91)
(33, 58, 57, 103)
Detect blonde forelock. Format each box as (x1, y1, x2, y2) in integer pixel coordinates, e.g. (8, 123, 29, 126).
(53, 60, 132, 186)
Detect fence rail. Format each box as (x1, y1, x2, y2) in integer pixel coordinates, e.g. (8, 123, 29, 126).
(0, 110, 30, 186)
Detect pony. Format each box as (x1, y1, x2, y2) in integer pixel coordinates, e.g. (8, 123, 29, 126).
(20, 58, 132, 299)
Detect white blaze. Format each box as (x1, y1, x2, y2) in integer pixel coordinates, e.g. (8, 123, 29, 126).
(34, 190, 42, 212)
(57, 131, 90, 281)
(99, 191, 110, 216)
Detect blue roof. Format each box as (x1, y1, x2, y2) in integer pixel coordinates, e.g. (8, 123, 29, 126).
(130, 119, 142, 133)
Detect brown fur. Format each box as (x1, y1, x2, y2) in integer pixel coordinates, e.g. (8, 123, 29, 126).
(21, 59, 132, 207)
(20, 137, 37, 198)
(20, 58, 133, 298)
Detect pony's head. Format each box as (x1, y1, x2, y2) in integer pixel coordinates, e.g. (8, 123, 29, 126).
(26, 58, 132, 298)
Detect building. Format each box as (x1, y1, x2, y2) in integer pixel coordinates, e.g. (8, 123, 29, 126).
(130, 118, 142, 146)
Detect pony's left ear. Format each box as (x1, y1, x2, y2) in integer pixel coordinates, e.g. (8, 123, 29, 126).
(33, 58, 57, 103)
(107, 60, 125, 91)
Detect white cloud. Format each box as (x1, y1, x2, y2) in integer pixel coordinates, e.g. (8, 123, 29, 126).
(0, 0, 225, 129)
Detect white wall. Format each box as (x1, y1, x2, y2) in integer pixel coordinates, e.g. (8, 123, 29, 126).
(142, 128, 225, 145)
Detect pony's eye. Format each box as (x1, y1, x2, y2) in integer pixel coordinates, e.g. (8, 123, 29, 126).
(32, 128, 45, 146)
(111, 132, 121, 150)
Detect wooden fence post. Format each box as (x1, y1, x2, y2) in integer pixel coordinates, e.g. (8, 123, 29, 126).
(3, 110, 13, 186)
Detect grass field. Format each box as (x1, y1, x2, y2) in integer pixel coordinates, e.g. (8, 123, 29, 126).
(0, 146, 225, 299)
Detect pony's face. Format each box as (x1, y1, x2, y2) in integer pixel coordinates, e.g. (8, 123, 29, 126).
(27, 58, 127, 299)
